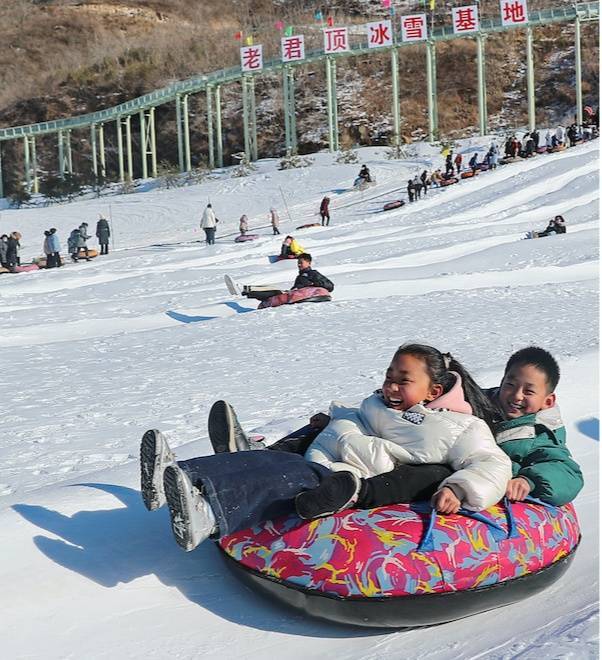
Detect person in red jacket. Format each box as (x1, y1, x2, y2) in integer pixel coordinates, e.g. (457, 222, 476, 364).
(319, 197, 331, 226)
(454, 153, 462, 175)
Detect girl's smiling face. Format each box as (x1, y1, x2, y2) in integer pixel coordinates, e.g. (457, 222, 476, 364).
(382, 354, 443, 411)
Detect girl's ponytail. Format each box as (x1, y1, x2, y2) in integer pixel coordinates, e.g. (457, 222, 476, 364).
(446, 356, 498, 432)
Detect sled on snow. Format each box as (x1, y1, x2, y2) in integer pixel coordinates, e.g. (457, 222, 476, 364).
(295, 223, 322, 230)
(218, 498, 580, 628)
(268, 254, 298, 264)
(439, 177, 459, 186)
(257, 286, 332, 309)
(382, 200, 405, 211)
(234, 234, 259, 243)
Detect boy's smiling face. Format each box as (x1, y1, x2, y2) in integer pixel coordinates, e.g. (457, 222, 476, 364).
(499, 363, 556, 419)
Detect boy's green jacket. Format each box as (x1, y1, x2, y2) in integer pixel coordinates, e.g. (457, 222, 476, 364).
(490, 394, 583, 506)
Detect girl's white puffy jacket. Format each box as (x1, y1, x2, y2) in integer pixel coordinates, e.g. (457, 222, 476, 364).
(304, 393, 512, 511)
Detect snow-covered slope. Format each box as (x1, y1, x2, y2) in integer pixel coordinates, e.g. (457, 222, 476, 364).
(0, 138, 598, 659)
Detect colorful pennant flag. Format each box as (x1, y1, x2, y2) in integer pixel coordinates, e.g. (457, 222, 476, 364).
(234, 31, 243, 41)
(245, 35, 254, 46)
(382, 0, 391, 8)
(429, 0, 435, 10)
(274, 20, 284, 31)
(326, 16, 334, 26)
(314, 10, 323, 20)
(284, 25, 294, 37)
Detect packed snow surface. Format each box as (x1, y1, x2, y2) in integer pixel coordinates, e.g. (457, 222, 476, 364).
(0, 138, 598, 659)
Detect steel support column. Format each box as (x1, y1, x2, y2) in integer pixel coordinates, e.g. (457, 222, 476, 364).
(215, 85, 223, 168)
(288, 67, 297, 153)
(58, 130, 66, 178)
(391, 48, 401, 146)
(242, 76, 251, 161)
(526, 26, 536, 132)
(139, 110, 147, 179)
(125, 115, 133, 181)
(476, 34, 488, 136)
(24, 136, 31, 190)
(30, 136, 38, 193)
(182, 94, 191, 172)
(66, 130, 72, 174)
(249, 76, 258, 161)
(98, 124, 106, 178)
(283, 67, 291, 153)
(149, 107, 157, 177)
(575, 18, 583, 125)
(325, 57, 339, 152)
(0, 145, 4, 198)
(116, 117, 125, 182)
(91, 124, 98, 178)
(426, 41, 439, 142)
(176, 94, 184, 173)
(207, 86, 215, 169)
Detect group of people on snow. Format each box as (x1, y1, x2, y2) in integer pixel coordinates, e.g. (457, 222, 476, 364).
(67, 216, 111, 262)
(140, 344, 583, 554)
(200, 204, 282, 244)
(0, 231, 21, 270)
(1, 215, 111, 273)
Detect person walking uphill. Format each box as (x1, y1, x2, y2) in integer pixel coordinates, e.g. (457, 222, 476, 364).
(78, 223, 91, 260)
(200, 203, 218, 245)
(96, 216, 111, 255)
(319, 197, 331, 226)
(5, 232, 21, 270)
(47, 228, 61, 267)
(270, 208, 280, 235)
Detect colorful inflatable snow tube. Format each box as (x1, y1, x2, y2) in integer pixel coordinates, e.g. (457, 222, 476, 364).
(218, 499, 580, 627)
(440, 177, 459, 187)
(234, 234, 259, 243)
(257, 286, 331, 309)
(13, 263, 40, 273)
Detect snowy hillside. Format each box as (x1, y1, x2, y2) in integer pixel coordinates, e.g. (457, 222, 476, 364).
(0, 138, 598, 659)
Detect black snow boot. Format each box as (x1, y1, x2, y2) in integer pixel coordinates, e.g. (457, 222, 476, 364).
(295, 471, 361, 520)
(208, 400, 265, 454)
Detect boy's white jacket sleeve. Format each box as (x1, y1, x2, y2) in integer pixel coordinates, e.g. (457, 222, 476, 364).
(439, 418, 512, 511)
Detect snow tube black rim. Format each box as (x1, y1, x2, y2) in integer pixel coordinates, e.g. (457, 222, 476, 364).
(295, 295, 331, 303)
(217, 540, 579, 628)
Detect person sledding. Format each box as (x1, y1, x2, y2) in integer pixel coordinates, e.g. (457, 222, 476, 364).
(357, 164, 372, 183)
(468, 153, 479, 174)
(280, 235, 305, 258)
(225, 252, 333, 302)
(526, 215, 567, 239)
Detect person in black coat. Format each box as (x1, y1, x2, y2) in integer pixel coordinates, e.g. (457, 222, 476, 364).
(6, 231, 21, 269)
(406, 179, 414, 203)
(292, 253, 334, 292)
(96, 216, 111, 255)
(238, 252, 333, 301)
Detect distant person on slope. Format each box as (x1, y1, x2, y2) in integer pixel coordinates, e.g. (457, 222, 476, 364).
(0, 234, 8, 268)
(319, 197, 331, 226)
(270, 208, 280, 235)
(358, 164, 372, 183)
(47, 228, 62, 267)
(77, 223, 92, 260)
(239, 214, 249, 236)
(96, 215, 111, 255)
(200, 203, 218, 245)
(280, 235, 304, 258)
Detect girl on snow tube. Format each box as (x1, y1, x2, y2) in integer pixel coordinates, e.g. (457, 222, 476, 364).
(140, 343, 511, 550)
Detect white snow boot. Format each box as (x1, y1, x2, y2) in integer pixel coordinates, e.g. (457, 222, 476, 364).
(163, 465, 217, 552)
(140, 429, 175, 511)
